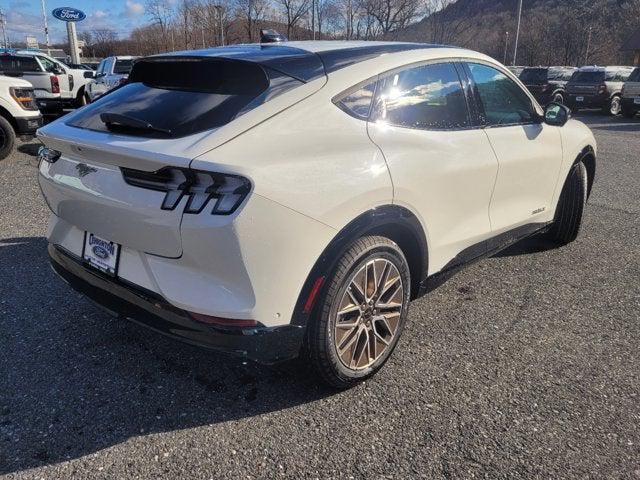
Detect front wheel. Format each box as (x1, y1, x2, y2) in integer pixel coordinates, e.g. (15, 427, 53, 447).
(547, 161, 588, 245)
(306, 236, 411, 389)
(0, 115, 16, 160)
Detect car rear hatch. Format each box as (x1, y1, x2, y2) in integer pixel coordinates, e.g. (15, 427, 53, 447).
(567, 71, 604, 95)
(38, 48, 327, 258)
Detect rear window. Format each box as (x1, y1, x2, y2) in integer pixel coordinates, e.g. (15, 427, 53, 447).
(571, 71, 605, 83)
(67, 57, 300, 138)
(0, 55, 40, 72)
(519, 68, 547, 84)
(114, 59, 134, 75)
(629, 68, 640, 82)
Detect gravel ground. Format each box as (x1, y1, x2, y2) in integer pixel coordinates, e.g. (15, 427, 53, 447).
(1, 112, 639, 479)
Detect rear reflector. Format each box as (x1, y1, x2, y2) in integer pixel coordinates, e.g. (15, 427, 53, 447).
(303, 276, 325, 314)
(189, 312, 258, 328)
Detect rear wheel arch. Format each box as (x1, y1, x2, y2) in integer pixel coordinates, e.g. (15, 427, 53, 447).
(291, 205, 429, 328)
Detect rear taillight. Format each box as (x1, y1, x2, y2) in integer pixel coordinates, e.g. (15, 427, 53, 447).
(50, 75, 60, 94)
(9, 87, 38, 110)
(121, 167, 251, 215)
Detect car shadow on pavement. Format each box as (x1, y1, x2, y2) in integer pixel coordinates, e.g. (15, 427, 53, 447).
(0, 236, 334, 475)
(17, 143, 42, 156)
(492, 234, 559, 258)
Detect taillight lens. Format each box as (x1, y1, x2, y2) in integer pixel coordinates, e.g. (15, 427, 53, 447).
(9, 87, 38, 110)
(50, 75, 60, 94)
(121, 167, 251, 215)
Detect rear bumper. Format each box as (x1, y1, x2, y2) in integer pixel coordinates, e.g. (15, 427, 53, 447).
(621, 97, 640, 113)
(48, 244, 305, 364)
(15, 115, 43, 136)
(36, 98, 63, 111)
(566, 93, 608, 109)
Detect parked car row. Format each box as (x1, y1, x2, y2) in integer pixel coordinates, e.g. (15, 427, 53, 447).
(513, 64, 640, 117)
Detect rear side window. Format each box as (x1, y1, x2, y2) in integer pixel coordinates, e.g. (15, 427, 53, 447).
(372, 62, 469, 130)
(467, 63, 535, 127)
(66, 57, 300, 138)
(114, 59, 134, 75)
(0, 55, 40, 72)
(629, 68, 640, 82)
(336, 81, 377, 119)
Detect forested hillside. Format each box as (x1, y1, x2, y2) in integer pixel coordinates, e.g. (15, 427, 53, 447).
(391, 0, 640, 66)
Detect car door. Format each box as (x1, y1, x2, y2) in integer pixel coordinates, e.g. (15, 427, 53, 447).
(367, 61, 500, 273)
(92, 58, 112, 99)
(464, 62, 563, 234)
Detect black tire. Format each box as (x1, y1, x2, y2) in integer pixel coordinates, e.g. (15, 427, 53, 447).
(306, 236, 411, 389)
(552, 92, 564, 105)
(0, 115, 16, 160)
(547, 161, 588, 245)
(75, 88, 88, 108)
(605, 95, 622, 116)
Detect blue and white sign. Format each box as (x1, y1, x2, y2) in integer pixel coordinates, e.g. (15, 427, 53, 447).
(52, 7, 86, 22)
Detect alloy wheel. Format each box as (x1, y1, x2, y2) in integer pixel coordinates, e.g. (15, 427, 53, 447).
(611, 97, 621, 115)
(334, 258, 404, 371)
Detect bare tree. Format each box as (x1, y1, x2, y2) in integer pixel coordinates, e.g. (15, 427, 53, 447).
(235, 0, 268, 42)
(276, 0, 311, 38)
(146, 0, 173, 50)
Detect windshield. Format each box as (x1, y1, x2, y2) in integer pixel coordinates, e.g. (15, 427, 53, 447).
(627, 68, 640, 82)
(571, 71, 605, 83)
(114, 59, 134, 75)
(519, 68, 547, 84)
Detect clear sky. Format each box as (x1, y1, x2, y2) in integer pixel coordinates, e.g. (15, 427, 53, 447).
(1, 0, 150, 44)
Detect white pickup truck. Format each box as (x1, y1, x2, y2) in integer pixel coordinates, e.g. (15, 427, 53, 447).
(85, 56, 138, 102)
(0, 74, 43, 159)
(0, 50, 93, 111)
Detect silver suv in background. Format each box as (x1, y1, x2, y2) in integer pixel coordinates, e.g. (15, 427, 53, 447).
(566, 66, 635, 115)
(621, 67, 640, 119)
(85, 56, 137, 103)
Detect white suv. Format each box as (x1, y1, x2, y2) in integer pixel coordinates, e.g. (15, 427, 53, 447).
(37, 42, 597, 388)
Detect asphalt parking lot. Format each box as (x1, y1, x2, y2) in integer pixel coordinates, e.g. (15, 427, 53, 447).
(1, 112, 639, 479)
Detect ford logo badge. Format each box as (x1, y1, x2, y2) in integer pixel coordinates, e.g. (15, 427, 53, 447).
(52, 7, 86, 22)
(92, 245, 109, 260)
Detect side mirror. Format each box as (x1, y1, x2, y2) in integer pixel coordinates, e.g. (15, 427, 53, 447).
(84, 71, 95, 79)
(544, 102, 571, 127)
(52, 66, 64, 75)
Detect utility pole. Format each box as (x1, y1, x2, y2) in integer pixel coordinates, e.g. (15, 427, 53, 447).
(0, 10, 8, 49)
(512, 0, 523, 66)
(503, 31, 509, 65)
(584, 26, 592, 65)
(41, 0, 51, 55)
(312, 0, 315, 40)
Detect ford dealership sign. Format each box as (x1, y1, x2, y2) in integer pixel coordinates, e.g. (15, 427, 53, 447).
(52, 7, 86, 22)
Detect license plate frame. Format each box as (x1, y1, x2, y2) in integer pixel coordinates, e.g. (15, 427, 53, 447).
(82, 232, 121, 277)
